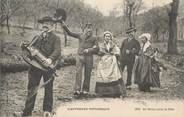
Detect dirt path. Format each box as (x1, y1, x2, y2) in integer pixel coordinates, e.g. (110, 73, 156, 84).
(0, 58, 184, 117)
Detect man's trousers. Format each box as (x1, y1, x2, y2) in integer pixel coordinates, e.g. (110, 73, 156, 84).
(23, 67, 54, 116)
(121, 60, 135, 86)
(74, 55, 93, 92)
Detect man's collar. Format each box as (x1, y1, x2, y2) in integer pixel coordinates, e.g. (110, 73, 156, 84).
(41, 31, 52, 40)
(127, 37, 134, 40)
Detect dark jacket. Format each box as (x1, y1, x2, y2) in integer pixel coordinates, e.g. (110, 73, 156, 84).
(62, 25, 98, 55)
(120, 38, 140, 62)
(32, 32, 61, 61)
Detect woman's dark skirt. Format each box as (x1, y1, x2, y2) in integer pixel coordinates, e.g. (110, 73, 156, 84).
(95, 79, 125, 97)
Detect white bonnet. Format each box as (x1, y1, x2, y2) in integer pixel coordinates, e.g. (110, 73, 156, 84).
(103, 31, 113, 39)
(139, 33, 151, 41)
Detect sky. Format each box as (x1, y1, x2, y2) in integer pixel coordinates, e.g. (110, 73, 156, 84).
(83, 0, 172, 16)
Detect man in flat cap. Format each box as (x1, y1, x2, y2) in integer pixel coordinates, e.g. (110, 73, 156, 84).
(14, 16, 61, 117)
(60, 21, 98, 97)
(120, 27, 140, 89)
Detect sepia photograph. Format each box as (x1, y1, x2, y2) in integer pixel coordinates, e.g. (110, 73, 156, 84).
(0, 0, 184, 117)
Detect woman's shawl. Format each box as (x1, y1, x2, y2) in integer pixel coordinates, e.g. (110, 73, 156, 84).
(97, 41, 122, 82)
(98, 40, 120, 56)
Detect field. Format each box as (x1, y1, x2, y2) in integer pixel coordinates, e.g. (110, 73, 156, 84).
(1, 27, 184, 117)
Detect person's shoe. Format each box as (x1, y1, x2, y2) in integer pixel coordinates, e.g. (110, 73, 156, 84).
(43, 111, 51, 117)
(80, 91, 90, 98)
(126, 84, 132, 90)
(13, 112, 23, 117)
(73, 91, 82, 99)
(73, 91, 80, 95)
(81, 91, 89, 95)
(144, 88, 151, 92)
(13, 112, 32, 117)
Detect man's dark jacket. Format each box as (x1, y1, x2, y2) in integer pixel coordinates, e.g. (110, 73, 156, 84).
(32, 32, 61, 62)
(120, 38, 140, 62)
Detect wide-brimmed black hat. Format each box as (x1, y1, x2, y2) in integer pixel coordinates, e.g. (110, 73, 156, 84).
(38, 16, 55, 23)
(54, 8, 67, 21)
(126, 27, 137, 34)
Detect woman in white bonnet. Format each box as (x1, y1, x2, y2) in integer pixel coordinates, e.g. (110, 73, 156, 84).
(95, 31, 126, 98)
(134, 33, 162, 92)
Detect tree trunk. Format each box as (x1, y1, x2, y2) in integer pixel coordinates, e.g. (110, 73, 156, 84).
(0, 23, 3, 33)
(167, 0, 179, 54)
(22, 20, 26, 33)
(64, 30, 68, 47)
(0, 38, 4, 53)
(22, 9, 29, 33)
(0, 54, 77, 73)
(33, 16, 38, 29)
(6, 17, 10, 34)
(128, 4, 133, 28)
(154, 29, 159, 42)
(6, 0, 10, 34)
(162, 32, 165, 42)
(95, 28, 98, 36)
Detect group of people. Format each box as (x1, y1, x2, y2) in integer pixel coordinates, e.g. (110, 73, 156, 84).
(14, 16, 165, 117)
(61, 20, 162, 97)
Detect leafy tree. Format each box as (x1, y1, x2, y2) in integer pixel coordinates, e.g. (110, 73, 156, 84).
(140, 6, 169, 42)
(0, 0, 24, 33)
(123, 0, 143, 28)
